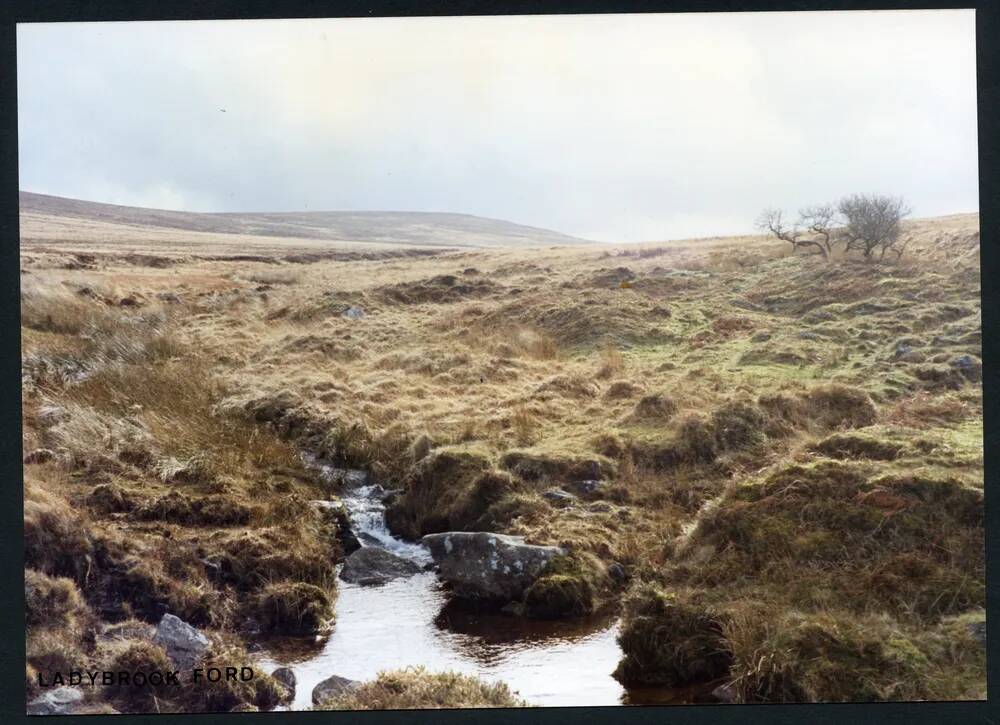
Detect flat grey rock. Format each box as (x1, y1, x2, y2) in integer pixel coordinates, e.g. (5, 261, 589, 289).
(422, 531, 564, 602)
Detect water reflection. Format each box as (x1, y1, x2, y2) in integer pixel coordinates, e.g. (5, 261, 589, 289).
(255, 459, 710, 709)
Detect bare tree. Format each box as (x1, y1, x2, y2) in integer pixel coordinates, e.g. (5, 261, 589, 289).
(837, 193, 911, 260)
(798, 203, 839, 256)
(756, 208, 829, 260)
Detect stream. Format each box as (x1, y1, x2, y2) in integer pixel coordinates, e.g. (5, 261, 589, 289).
(254, 459, 710, 709)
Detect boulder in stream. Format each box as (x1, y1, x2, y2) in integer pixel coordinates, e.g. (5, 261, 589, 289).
(422, 532, 565, 602)
(312, 674, 360, 705)
(271, 667, 296, 698)
(339, 546, 422, 585)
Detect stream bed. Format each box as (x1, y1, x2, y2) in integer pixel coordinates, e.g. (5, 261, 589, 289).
(254, 460, 709, 709)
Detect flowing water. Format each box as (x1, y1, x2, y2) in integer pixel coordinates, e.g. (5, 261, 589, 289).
(255, 460, 711, 709)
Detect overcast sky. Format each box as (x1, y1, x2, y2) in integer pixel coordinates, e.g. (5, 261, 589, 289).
(17, 11, 977, 242)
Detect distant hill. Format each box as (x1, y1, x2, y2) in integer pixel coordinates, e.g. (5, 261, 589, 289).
(19, 192, 594, 249)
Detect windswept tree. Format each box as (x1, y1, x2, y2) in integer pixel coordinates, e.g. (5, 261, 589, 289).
(798, 203, 839, 256)
(758, 194, 912, 262)
(755, 208, 830, 260)
(837, 193, 911, 260)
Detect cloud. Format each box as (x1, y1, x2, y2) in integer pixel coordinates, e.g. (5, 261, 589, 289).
(17, 10, 978, 241)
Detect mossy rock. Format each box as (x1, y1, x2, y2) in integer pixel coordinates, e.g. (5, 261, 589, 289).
(521, 554, 607, 618)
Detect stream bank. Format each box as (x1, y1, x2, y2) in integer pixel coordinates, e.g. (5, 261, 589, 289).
(255, 458, 713, 708)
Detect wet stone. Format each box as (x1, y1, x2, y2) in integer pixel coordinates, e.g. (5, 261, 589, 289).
(312, 675, 360, 705)
(339, 546, 422, 585)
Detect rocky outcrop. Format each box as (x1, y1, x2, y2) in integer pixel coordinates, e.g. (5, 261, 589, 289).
(339, 546, 421, 585)
(153, 613, 210, 670)
(312, 674, 360, 705)
(421, 532, 564, 602)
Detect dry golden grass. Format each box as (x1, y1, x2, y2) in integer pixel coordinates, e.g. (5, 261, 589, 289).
(21, 211, 984, 708)
(314, 667, 527, 710)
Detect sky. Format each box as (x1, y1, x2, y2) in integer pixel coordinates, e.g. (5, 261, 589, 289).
(17, 11, 978, 242)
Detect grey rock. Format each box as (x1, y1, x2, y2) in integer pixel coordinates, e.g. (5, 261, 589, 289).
(342, 306, 366, 320)
(27, 687, 84, 715)
(271, 667, 296, 697)
(153, 613, 210, 670)
(422, 531, 565, 602)
(312, 674, 360, 706)
(339, 546, 421, 585)
(541, 488, 577, 504)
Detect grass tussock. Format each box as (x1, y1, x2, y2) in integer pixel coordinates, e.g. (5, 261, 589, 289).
(252, 581, 334, 635)
(724, 609, 986, 703)
(613, 583, 732, 687)
(176, 636, 290, 713)
(314, 667, 527, 710)
(677, 460, 983, 621)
